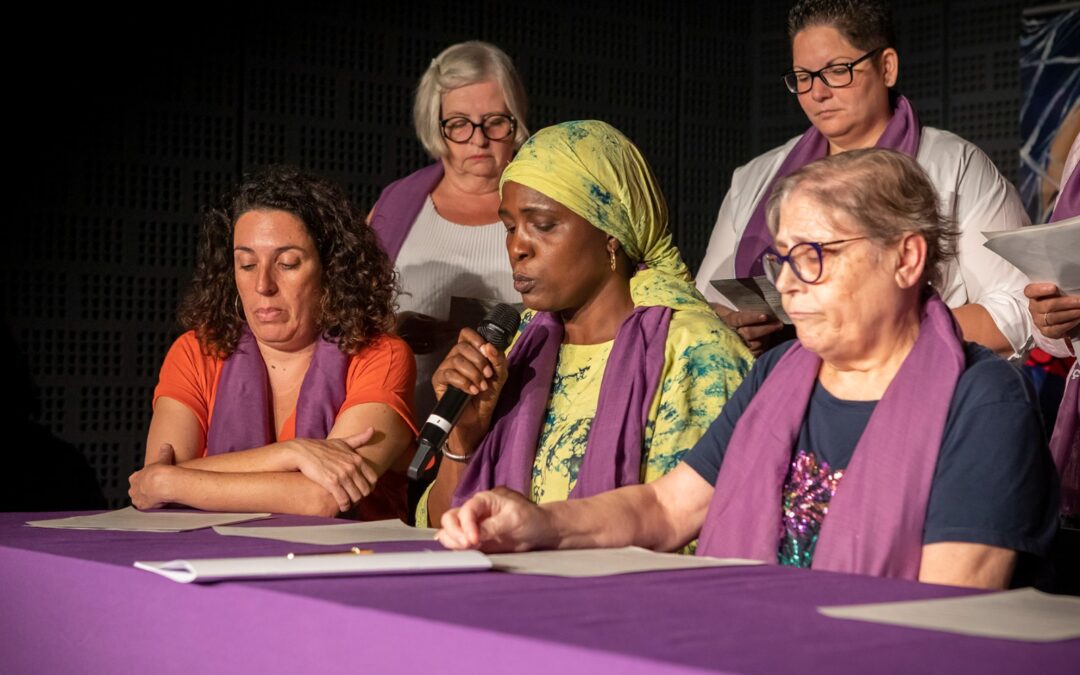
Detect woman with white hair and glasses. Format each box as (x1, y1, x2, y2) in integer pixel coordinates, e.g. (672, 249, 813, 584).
(695, 0, 1033, 360)
(369, 41, 529, 417)
(438, 149, 1058, 591)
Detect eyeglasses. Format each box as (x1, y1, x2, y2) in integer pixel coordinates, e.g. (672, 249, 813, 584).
(440, 114, 517, 144)
(782, 47, 885, 94)
(762, 237, 869, 284)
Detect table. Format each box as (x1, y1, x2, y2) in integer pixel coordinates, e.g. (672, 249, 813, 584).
(2, 511, 1077, 674)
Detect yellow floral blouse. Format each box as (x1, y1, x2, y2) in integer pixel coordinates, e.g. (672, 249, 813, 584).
(416, 308, 752, 526)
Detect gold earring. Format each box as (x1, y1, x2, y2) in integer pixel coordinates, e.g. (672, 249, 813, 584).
(609, 249, 617, 271)
(234, 295, 244, 320)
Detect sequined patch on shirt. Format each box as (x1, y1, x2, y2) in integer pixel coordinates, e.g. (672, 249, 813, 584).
(778, 449, 844, 568)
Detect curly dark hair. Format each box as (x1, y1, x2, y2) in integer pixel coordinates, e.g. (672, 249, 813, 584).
(787, 0, 896, 52)
(178, 165, 398, 357)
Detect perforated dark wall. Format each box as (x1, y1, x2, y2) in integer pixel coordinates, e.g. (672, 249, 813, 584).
(7, 1, 1050, 508)
(749, 0, 1060, 187)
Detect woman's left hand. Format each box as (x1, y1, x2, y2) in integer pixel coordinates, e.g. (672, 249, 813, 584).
(1025, 283, 1080, 341)
(128, 443, 177, 509)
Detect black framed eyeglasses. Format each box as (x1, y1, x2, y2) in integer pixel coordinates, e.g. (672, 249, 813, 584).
(782, 47, 885, 94)
(762, 237, 869, 284)
(440, 114, 517, 144)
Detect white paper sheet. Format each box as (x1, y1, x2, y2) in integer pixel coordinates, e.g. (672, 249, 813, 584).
(983, 216, 1080, 293)
(487, 546, 762, 577)
(819, 587, 1080, 642)
(213, 519, 438, 545)
(134, 549, 491, 583)
(25, 507, 270, 532)
(709, 276, 791, 324)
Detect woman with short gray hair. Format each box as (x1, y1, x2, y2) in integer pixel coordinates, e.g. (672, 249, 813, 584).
(369, 41, 530, 418)
(411, 41, 529, 160)
(765, 146, 957, 294)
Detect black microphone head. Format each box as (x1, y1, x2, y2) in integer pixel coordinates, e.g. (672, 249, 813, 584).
(477, 303, 521, 351)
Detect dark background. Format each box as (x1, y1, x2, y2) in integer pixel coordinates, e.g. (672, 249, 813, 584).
(5, 0, 1068, 508)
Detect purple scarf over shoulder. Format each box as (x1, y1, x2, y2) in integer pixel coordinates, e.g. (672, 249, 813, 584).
(206, 327, 349, 454)
(369, 163, 444, 261)
(451, 305, 672, 507)
(697, 294, 964, 579)
(1049, 167, 1080, 517)
(734, 96, 922, 276)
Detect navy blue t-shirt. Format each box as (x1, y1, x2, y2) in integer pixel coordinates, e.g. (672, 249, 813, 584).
(683, 341, 1059, 555)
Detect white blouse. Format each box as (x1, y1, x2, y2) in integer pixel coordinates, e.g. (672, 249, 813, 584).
(695, 127, 1035, 355)
(395, 196, 519, 414)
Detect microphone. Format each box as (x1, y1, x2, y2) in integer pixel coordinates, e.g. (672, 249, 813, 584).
(407, 303, 521, 481)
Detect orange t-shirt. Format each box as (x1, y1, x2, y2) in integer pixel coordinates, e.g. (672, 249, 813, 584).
(153, 331, 418, 454)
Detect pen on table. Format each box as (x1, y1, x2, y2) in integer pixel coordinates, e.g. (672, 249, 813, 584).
(286, 547, 374, 559)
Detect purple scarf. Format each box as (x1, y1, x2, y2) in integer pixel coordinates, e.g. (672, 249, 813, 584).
(1052, 160, 1080, 222)
(206, 327, 350, 454)
(1049, 166, 1080, 517)
(697, 294, 964, 579)
(451, 305, 672, 507)
(369, 163, 444, 261)
(734, 96, 922, 276)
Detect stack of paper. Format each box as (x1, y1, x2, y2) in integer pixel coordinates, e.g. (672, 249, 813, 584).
(819, 587, 1080, 642)
(213, 519, 437, 544)
(983, 216, 1080, 293)
(488, 546, 762, 578)
(26, 507, 269, 532)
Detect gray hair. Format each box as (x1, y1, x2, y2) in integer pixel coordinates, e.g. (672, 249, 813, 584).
(787, 0, 896, 52)
(413, 41, 530, 159)
(765, 148, 958, 293)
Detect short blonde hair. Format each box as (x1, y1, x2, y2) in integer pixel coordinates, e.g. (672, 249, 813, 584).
(766, 148, 958, 294)
(413, 41, 530, 159)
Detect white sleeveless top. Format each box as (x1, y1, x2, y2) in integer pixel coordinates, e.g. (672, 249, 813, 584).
(395, 196, 519, 414)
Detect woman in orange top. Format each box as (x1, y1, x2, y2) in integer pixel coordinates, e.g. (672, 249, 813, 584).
(128, 167, 417, 519)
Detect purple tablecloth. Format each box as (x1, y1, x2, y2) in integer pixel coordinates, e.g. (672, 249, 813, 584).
(2, 511, 1077, 674)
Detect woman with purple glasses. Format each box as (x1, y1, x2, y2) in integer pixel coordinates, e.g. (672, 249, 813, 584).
(437, 149, 1058, 590)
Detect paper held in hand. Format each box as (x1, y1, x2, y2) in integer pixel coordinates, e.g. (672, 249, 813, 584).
(984, 215, 1080, 352)
(709, 276, 791, 324)
(983, 215, 1080, 293)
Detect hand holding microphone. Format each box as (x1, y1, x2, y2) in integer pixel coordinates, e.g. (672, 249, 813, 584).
(408, 304, 520, 480)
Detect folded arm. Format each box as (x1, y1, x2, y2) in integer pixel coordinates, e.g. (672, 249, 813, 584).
(131, 460, 343, 517)
(132, 397, 414, 515)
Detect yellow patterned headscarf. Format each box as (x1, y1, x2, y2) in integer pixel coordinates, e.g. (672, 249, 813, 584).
(500, 120, 710, 312)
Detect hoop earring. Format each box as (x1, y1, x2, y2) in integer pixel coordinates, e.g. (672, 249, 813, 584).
(609, 249, 617, 272)
(234, 295, 245, 321)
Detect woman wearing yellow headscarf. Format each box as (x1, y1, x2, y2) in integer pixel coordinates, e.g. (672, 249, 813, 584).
(417, 121, 752, 527)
